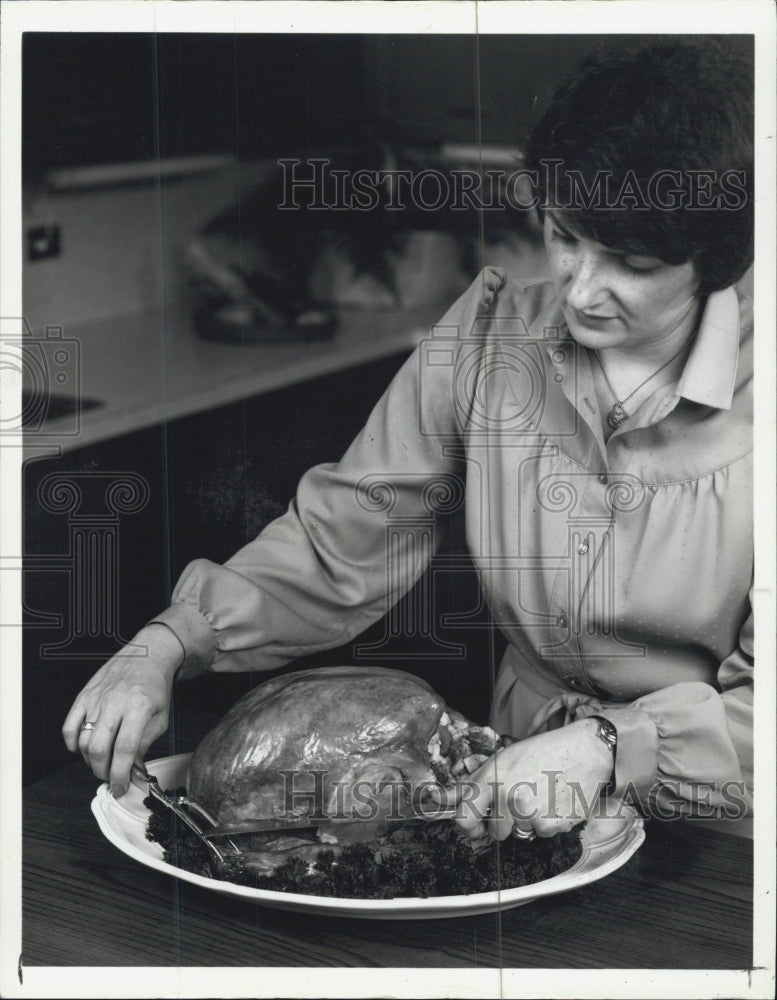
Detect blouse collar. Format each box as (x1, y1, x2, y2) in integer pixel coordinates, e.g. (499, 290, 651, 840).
(675, 286, 741, 410)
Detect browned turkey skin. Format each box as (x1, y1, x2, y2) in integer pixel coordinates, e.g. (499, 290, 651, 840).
(187, 666, 500, 872)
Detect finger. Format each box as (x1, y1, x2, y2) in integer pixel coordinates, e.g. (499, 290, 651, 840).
(424, 782, 460, 808)
(77, 722, 98, 764)
(466, 753, 520, 840)
(461, 755, 513, 838)
(82, 715, 122, 783)
(569, 794, 588, 826)
(107, 717, 146, 797)
(555, 814, 584, 835)
(532, 774, 580, 836)
(534, 815, 569, 838)
(62, 700, 90, 752)
(110, 710, 167, 796)
(495, 782, 537, 842)
(454, 774, 493, 840)
(456, 813, 488, 840)
(489, 780, 518, 841)
(552, 785, 587, 833)
(516, 770, 559, 837)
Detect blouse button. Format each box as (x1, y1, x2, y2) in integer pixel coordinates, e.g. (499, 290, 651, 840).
(577, 541, 589, 555)
(565, 675, 581, 690)
(558, 613, 568, 628)
(597, 472, 608, 485)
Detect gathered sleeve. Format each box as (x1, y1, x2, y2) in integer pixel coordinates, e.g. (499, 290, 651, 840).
(150, 271, 497, 679)
(596, 582, 754, 819)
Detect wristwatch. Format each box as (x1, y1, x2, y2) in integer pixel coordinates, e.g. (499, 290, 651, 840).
(591, 716, 617, 793)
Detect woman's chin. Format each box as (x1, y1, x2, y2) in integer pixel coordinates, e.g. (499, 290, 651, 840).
(564, 318, 624, 351)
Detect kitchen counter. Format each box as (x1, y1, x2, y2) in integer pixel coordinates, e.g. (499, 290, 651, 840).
(19, 712, 754, 973)
(30, 301, 439, 451)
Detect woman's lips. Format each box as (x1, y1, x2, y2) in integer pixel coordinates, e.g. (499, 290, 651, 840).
(570, 306, 618, 327)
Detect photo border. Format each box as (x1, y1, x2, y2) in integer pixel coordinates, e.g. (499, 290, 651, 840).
(1, 3, 774, 998)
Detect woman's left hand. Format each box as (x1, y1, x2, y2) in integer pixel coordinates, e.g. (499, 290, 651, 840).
(450, 719, 615, 841)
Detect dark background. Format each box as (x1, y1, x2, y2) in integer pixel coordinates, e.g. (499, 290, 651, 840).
(23, 33, 611, 173)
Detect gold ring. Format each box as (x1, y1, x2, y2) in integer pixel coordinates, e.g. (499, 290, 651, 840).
(80, 721, 97, 732)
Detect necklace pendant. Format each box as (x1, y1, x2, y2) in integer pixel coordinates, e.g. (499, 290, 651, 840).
(608, 402, 629, 429)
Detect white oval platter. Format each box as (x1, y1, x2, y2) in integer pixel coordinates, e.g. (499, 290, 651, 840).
(91, 753, 644, 920)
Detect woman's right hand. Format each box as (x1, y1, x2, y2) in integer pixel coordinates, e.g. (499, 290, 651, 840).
(62, 623, 184, 797)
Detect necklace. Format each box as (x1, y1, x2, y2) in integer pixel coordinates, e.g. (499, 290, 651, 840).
(593, 340, 693, 430)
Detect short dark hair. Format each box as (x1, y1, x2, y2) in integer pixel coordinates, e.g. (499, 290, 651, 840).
(525, 37, 754, 293)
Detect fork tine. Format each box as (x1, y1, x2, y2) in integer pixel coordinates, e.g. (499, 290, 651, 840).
(177, 794, 241, 855)
(130, 762, 236, 868)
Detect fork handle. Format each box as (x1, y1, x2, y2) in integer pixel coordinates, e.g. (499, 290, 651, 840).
(130, 761, 157, 794)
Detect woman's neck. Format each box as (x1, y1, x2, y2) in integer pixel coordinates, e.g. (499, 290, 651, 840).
(590, 297, 704, 440)
(593, 297, 703, 395)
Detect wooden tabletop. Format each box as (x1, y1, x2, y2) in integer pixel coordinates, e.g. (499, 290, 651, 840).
(21, 716, 753, 971)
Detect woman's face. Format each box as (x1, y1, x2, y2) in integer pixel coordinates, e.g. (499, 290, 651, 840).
(543, 210, 702, 353)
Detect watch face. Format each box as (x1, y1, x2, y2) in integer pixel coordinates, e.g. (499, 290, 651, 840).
(596, 717, 618, 752)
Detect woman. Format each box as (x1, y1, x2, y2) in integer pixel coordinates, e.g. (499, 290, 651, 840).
(63, 38, 754, 840)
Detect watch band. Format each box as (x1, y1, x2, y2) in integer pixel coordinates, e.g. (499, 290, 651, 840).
(591, 716, 617, 794)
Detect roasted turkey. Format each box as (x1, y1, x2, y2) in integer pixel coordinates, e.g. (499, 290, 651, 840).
(187, 665, 501, 871)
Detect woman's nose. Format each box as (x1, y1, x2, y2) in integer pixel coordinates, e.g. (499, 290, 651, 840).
(563, 252, 609, 311)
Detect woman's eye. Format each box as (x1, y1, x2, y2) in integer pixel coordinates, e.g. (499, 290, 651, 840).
(552, 227, 577, 245)
(620, 256, 661, 275)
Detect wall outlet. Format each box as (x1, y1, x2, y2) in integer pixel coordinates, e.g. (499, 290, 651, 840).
(28, 224, 62, 261)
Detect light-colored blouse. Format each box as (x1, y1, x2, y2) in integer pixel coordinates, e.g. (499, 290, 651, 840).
(153, 272, 753, 820)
